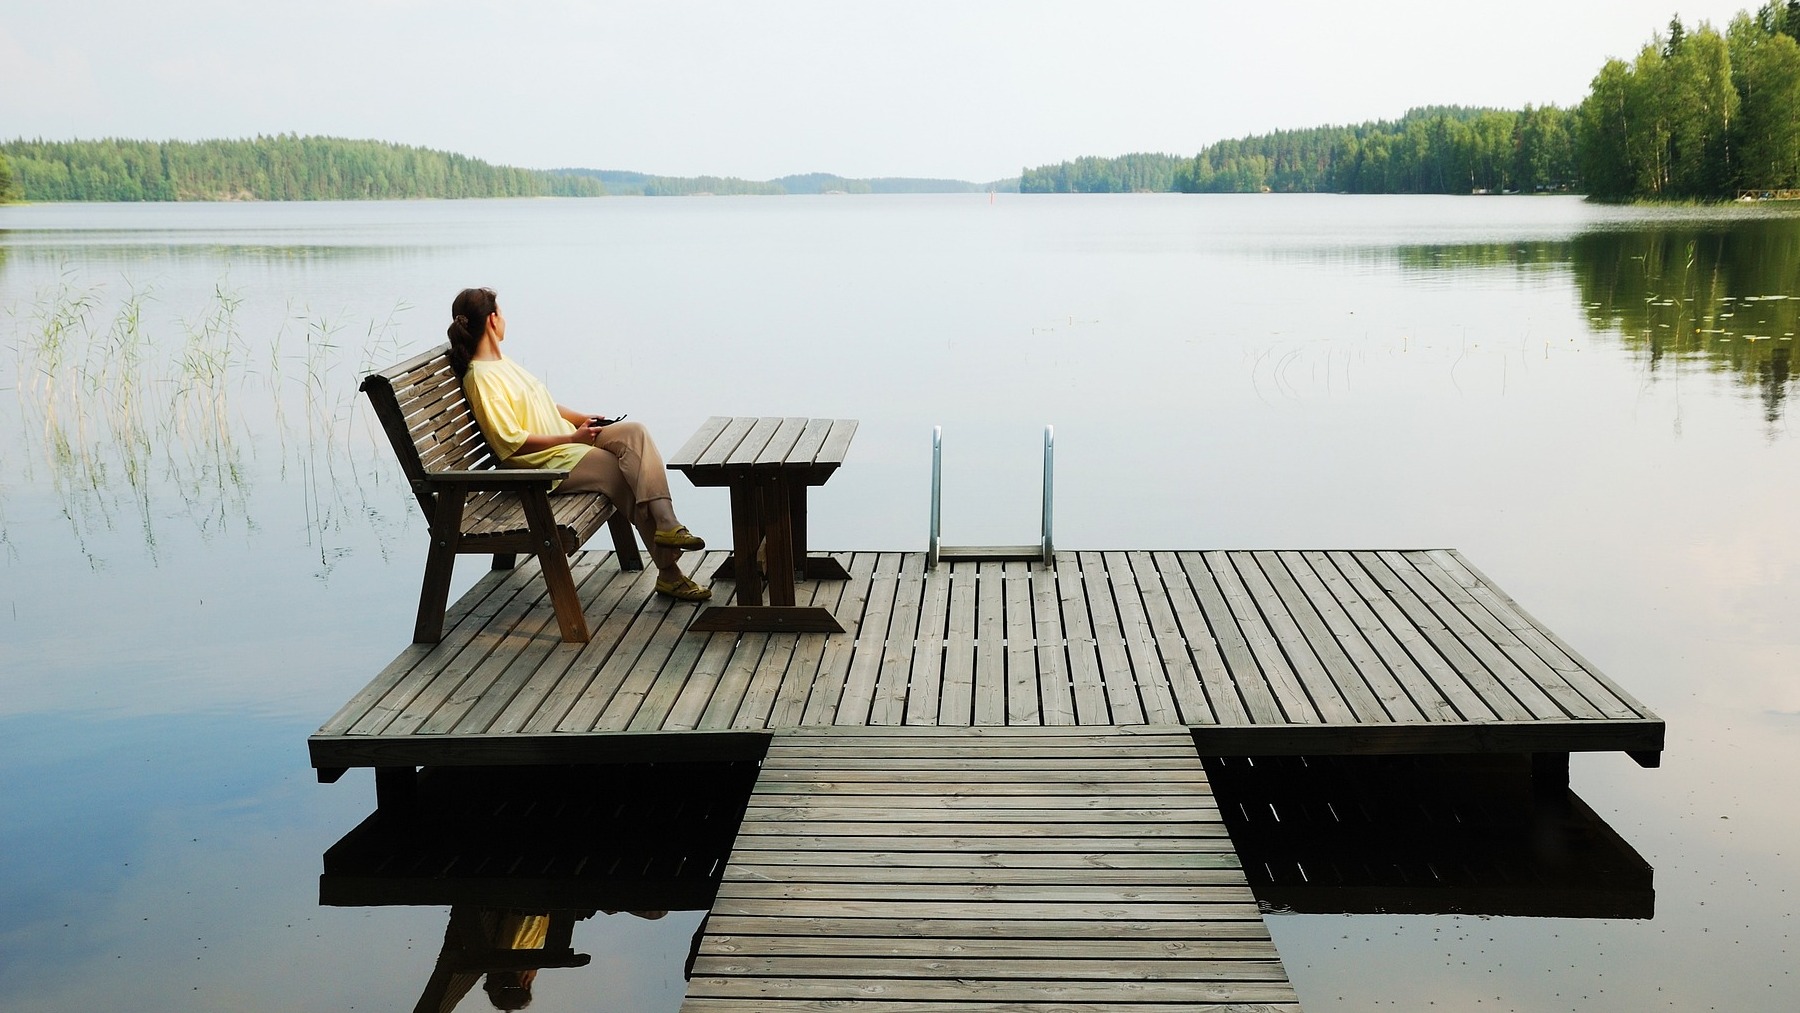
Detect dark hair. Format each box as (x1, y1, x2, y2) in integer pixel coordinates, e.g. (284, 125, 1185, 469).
(447, 287, 499, 377)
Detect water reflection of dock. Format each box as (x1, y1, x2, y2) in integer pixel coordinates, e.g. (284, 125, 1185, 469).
(312, 546, 1663, 1010)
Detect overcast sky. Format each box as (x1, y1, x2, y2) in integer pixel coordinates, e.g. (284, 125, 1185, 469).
(0, 1, 1765, 181)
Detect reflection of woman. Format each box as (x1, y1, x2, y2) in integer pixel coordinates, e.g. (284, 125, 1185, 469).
(418, 908, 553, 1012)
(447, 287, 710, 601)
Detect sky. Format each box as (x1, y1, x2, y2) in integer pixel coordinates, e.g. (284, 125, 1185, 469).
(0, 1, 1769, 181)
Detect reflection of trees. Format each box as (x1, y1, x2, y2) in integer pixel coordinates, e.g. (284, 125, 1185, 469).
(1570, 221, 1799, 425)
(1390, 217, 1800, 426)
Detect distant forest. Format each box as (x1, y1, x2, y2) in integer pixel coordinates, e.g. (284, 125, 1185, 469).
(1020, 106, 1577, 195)
(1023, 3, 1800, 200)
(0, 136, 604, 201)
(551, 168, 1008, 196)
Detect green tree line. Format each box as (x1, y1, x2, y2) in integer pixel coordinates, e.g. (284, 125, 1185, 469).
(1021, 107, 1579, 195)
(0, 135, 605, 201)
(1580, 3, 1800, 198)
(1024, 6, 1800, 200)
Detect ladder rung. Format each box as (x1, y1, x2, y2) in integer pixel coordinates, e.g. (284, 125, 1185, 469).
(936, 545, 1043, 562)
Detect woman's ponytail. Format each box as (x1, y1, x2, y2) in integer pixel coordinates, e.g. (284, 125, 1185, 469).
(446, 287, 498, 377)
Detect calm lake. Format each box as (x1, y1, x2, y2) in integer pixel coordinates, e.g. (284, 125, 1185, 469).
(1, 194, 1795, 1011)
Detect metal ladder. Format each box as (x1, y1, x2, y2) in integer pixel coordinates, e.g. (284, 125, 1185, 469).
(927, 425, 1054, 568)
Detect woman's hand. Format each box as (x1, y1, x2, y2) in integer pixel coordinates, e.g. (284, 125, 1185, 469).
(571, 419, 604, 446)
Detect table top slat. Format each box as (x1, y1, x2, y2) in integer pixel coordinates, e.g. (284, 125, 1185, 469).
(817, 419, 859, 464)
(668, 416, 736, 468)
(726, 417, 787, 468)
(753, 417, 814, 466)
(693, 417, 763, 468)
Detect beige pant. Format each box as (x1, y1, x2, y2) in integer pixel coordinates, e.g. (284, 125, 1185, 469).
(553, 420, 673, 525)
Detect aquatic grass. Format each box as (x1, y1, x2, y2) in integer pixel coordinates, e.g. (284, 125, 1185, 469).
(3, 270, 420, 569)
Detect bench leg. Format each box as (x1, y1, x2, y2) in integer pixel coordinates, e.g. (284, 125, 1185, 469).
(415, 487, 466, 643)
(607, 511, 644, 571)
(520, 487, 591, 643)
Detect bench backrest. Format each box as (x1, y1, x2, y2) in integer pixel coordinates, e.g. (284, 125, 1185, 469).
(360, 343, 500, 515)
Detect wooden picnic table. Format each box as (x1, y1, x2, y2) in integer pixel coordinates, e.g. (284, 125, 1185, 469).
(668, 416, 858, 633)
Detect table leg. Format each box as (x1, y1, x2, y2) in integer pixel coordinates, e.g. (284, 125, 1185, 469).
(728, 481, 763, 607)
(762, 476, 796, 607)
(787, 480, 851, 581)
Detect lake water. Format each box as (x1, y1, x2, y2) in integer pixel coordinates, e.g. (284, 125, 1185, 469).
(1, 194, 1795, 1011)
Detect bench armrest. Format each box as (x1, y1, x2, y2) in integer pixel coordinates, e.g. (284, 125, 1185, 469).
(418, 469, 571, 489)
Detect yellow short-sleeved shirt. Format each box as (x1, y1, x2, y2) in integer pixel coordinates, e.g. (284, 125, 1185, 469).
(462, 356, 588, 476)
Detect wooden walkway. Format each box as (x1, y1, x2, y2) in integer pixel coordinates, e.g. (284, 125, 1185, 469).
(311, 549, 1661, 773)
(683, 726, 1298, 1012)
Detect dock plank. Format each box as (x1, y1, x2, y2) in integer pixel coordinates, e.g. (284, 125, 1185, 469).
(679, 727, 1298, 1013)
(313, 549, 1663, 778)
(936, 562, 978, 725)
(902, 563, 952, 726)
(869, 553, 926, 726)
(1032, 563, 1077, 726)
(973, 561, 1009, 726)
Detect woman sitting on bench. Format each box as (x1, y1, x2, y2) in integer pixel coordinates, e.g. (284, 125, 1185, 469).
(447, 286, 711, 602)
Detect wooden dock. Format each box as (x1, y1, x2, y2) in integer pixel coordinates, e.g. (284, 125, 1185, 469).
(312, 545, 1663, 1011)
(684, 726, 1297, 1011)
(311, 548, 1661, 772)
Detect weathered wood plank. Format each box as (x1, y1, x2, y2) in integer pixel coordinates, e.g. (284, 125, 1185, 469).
(1004, 560, 1042, 725)
(693, 916, 1269, 940)
(835, 552, 905, 725)
(1376, 550, 1568, 720)
(684, 975, 1297, 1003)
(1249, 550, 1388, 723)
(596, 552, 729, 731)
(1082, 552, 1147, 724)
(731, 576, 829, 730)
(935, 561, 978, 725)
(1128, 552, 1216, 725)
(902, 565, 952, 726)
(700, 934, 1277, 957)
(720, 864, 1249, 885)
(869, 553, 926, 726)
(766, 555, 857, 728)
(799, 553, 880, 726)
(691, 954, 1287, 981)
(318, 563, 526, 736)
(1171, 552, 1285, 725)
(1030, 563, 1077, 726)
(972, 561, 1009, 725)
(665, 414, 734, 468)
(1053, 551, 1112, 724)
(1430, 549, 1645, 719)
(1350, 551, 1539, 722)
(421, 554, 621, 735)
(1408, 550, 1611, 719)
(1109, 551, 1182, 725)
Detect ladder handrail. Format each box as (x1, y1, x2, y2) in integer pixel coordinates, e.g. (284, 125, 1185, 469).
(928, 424, 1054, 569)
(1041, 424, 1054, 564)
(928, 426, 943, 570)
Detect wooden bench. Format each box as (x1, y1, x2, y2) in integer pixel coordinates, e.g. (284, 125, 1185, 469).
(361, 344, 643, 644)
